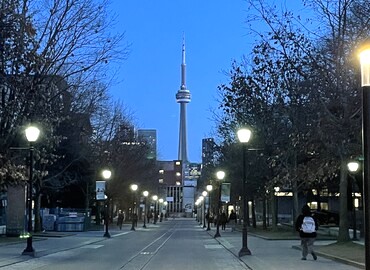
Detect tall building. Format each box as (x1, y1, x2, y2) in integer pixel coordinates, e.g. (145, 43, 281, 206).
(157, 160, 183, 213)
(176, 38, 191, 163)
(137, 129, 157, 160)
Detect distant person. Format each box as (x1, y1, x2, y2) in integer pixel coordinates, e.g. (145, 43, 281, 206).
(228, 210, 237, 232)
(133, 213, 138, 227)
(221, 212, 227, 230)
(117, 210, 124, 230)
(147, 211, 152, 224)
(206, 210, 212, 227)
(295, 205, 318, 261)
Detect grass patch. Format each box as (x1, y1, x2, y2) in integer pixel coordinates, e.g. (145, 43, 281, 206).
(0, 235, 25, 246)
(246, 225, 337, 240)
(248, 226, 299, 240)
(317, 242, 364, 264)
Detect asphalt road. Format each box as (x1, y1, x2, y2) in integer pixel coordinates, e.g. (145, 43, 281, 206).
(3, 219, 248, 270)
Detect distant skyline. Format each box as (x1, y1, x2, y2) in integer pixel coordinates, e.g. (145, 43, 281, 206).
(109, 1, 305, 163)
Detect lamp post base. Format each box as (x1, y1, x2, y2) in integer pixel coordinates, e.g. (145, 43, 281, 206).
(22, 238, 35, 256)
(214, 223, 221, 238)
(103, 224, 110, 237)
(238, 247, 252, 257)
(22, 249, 35, 256)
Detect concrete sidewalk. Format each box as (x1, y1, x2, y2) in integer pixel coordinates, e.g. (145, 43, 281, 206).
(206, 226, 364, 270)
(0, 227, 134, 268)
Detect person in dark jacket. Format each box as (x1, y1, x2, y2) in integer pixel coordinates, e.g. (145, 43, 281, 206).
(117, 210, 124, 230)
(228, 210, 237, 232)
(295, 205, 318, 261)
(220, 212, 228, 230)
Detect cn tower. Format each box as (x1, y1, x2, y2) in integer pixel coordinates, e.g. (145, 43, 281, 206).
(176, 38, 191, 163)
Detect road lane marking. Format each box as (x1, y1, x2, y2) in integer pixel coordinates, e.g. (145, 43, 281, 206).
(112, 231, 131, 237)
(205, 244, 223, 249)
(81, 244, 104, 249)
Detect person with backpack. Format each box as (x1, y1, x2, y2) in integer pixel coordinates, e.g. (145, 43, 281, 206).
(295, 204, 318, 261)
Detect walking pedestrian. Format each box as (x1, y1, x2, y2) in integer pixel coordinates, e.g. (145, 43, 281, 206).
(295, 205, 318, 261)
(117, 210, 124, 230)
(133, 213, 138, 227)
(147, 210, 152, 224)
(228, 210, 237, 232)
(221, 212, 227, 230)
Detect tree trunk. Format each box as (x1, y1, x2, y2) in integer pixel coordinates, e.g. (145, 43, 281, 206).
(85, 181, 90, 209)
(338, 159, 350, 242)
(34, 190, 41, 232)
(292, 181, 299, 233)
(271, 189, 278, 231)
(317, 187, 322, 211)
(252, 199, 257, 228)
(262, 197, 267, 229)
(267, 196, 270, 227)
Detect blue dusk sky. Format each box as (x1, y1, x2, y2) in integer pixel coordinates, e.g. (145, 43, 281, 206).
(108, 0, 305, 163)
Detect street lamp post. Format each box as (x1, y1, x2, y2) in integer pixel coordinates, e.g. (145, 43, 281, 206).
(360, 45, 370, 270)
(206, 184, 213, 231)
(214, 170, 225, 238)
(195, 200, 200, 222)
(22, 126, 40, 256)
(237, 127, 252, 257)
(163, 201, 168, 219)
(143, 191, 149, 228)
(200, 196, 204, 226)
(202, 191, 208, 228)
(159, 198, 164, 222)
(130, 184, 138, 231)
(153, 195, 158, 224)
(102, 169, 112, 238)
(348, 161, 359, 240)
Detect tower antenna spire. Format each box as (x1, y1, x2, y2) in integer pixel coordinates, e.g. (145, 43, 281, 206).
(181, 34, 186, 89)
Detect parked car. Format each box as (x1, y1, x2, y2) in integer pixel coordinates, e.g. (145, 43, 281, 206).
(312, 210, 339, 225)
